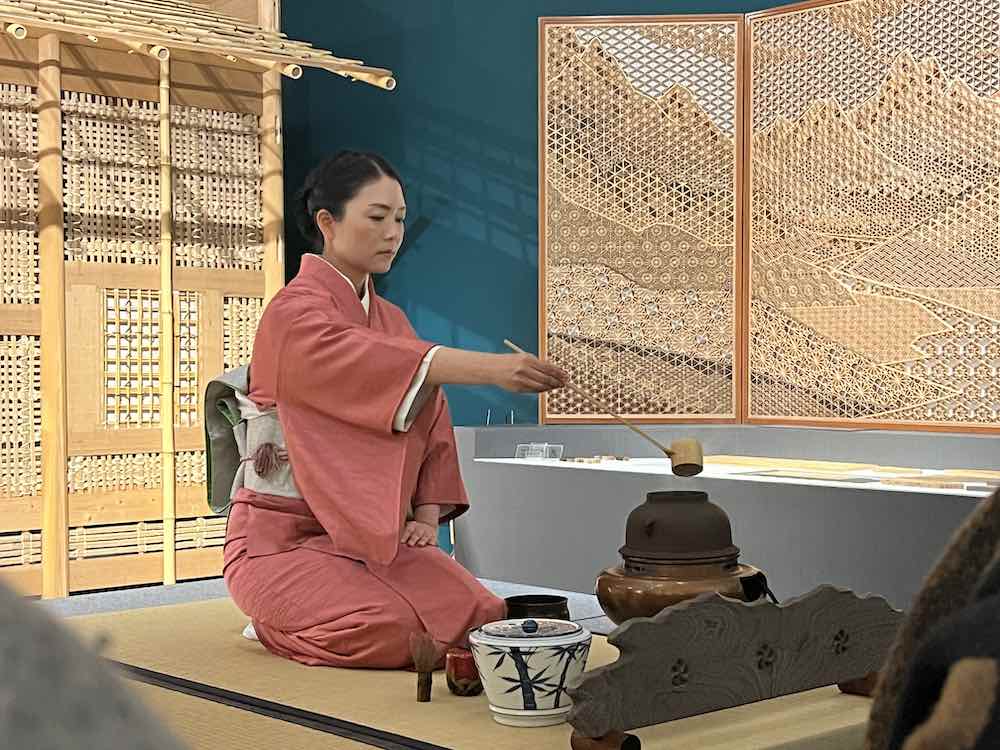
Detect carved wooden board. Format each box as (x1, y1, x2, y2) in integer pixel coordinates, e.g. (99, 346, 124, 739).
(566, 585, 902, 737)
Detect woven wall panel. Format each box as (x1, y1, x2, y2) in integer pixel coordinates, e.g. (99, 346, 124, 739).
(62, 92, 160, 264)
(0, 336, 41, 498)
(175, 290, 199, 427)
(749, 0, 1000, 426)
(223, 295, 262, 369)
(67, 451, 205, 492)
(103, 288, 161, 427)
(171, 105, 263, 271)
(541, 20, 740, 419)
(0, 84, 37, 304)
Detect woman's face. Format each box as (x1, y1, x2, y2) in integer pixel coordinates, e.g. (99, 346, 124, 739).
(320, 175, 406, 277)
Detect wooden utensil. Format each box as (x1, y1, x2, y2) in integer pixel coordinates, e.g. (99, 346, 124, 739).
(503, 340, 703, 477)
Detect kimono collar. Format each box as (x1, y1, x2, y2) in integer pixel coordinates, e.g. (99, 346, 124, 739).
(301, 253, 371, 317)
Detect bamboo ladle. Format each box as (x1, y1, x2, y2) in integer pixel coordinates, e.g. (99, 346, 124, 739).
(503, 340, 704, 477)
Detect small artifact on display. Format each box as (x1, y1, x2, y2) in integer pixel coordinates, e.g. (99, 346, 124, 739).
(596, 490, 771, 624)
(503, 340, 703, 477)
(515, 442, 565, 460)
(561, 455, 631, 463)
(468, 617, 592, 728)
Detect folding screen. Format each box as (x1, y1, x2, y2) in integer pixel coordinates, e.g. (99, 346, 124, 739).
(540, 0, 1000, 432)
(747, 0, 1000, 429)
(539, 17, 745, 423)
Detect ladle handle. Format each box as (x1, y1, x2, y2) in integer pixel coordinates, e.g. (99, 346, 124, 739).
(502, 339, 674, 458)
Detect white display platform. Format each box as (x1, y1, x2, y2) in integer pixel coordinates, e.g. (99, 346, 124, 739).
(475, 457, 993, 499)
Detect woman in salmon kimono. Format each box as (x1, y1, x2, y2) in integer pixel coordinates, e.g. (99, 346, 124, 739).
(223, 151, 567, 669)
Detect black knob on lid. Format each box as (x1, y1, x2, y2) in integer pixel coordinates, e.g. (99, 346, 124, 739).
(521, 619, 539, 634)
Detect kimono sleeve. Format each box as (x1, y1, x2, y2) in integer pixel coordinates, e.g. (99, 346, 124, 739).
(278, 307, 436, 434)
(411, 391, 468, 523)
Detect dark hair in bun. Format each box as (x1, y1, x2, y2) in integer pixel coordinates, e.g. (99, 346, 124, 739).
(294, 151, 404, 251)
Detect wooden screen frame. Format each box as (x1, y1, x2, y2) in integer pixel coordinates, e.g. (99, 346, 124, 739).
(538, 15, 747, 425)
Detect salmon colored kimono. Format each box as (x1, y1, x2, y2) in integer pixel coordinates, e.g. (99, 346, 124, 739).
(223, 254, 505, 668)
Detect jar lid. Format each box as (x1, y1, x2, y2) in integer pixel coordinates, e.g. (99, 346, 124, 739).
(479, 618, 582, 639)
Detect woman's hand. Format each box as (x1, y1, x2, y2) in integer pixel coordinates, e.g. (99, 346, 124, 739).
(491, 353, 568, 393)
(401, 520, 438, 547)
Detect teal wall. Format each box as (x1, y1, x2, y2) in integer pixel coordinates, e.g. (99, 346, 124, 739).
(281, 0, 791, 425)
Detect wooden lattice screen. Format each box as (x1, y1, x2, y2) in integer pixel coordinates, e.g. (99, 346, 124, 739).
(539, 17, 744, 422)
(747, 0, 1000, 429)
(540, 0, 1000, 430)
(0, 27, 281, 597)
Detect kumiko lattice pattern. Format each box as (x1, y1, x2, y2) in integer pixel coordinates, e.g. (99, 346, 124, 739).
(104, 289, 160, 427)
(175, 291, 199, 427)
(0, 84, 38, 304)
(0, 337, 41, 498)
(749, 0, 1000, 426)
(0, 530, 40, 568)
(172, 105, 263, 270)
(543, 21, 739, 418)
(62, 92, 159, 264)
(751, 0, 1000, 130)
(223, 296, 263, 369)
(69, 521, 163, 559)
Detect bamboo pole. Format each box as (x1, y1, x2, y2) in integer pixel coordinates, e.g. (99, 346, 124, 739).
(260, 0, 284, 303)
(158, 56, 176, 586)
(38, 33, 69, 599)
(0, 3, 371, 67)
(124, 41, 169, 60)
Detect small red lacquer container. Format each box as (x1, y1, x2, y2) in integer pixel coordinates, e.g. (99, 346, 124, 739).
(445, 647, 483, 696)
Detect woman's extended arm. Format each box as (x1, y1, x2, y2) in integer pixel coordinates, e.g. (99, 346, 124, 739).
(425, 348, 567, 393)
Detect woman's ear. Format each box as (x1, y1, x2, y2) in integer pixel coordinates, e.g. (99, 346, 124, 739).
(315, 208, 336, 247)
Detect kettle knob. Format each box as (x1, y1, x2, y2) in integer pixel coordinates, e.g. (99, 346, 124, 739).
(521, 619, 539, 634)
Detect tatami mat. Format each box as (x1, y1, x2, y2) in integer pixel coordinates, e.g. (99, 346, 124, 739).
(70, 598, 870, 750)
(130, 681, 371, 750)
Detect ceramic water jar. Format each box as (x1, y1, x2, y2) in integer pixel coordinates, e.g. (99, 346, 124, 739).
(468, 618, 592, 727)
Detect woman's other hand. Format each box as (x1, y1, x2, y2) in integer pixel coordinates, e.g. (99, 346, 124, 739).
(401, 520, 438, 547)
(492, 353, 568, 393)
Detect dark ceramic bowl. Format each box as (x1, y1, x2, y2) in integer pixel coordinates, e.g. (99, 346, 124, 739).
(504, 594, 570, 621)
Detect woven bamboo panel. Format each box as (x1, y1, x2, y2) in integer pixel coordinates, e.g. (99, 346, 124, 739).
(749, 0, 1000, 427)
(67, 450, 205, 492)
(171, 105, 263, 271)
(175, 290, 199, 427)
(62, 92, 160, 264)
(0, 84, 38, 304)
(103, 288, 161, 427)
(0, 336, 41, 499)
(222, 295, 262, 368)
(541, 19, 740, 420)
